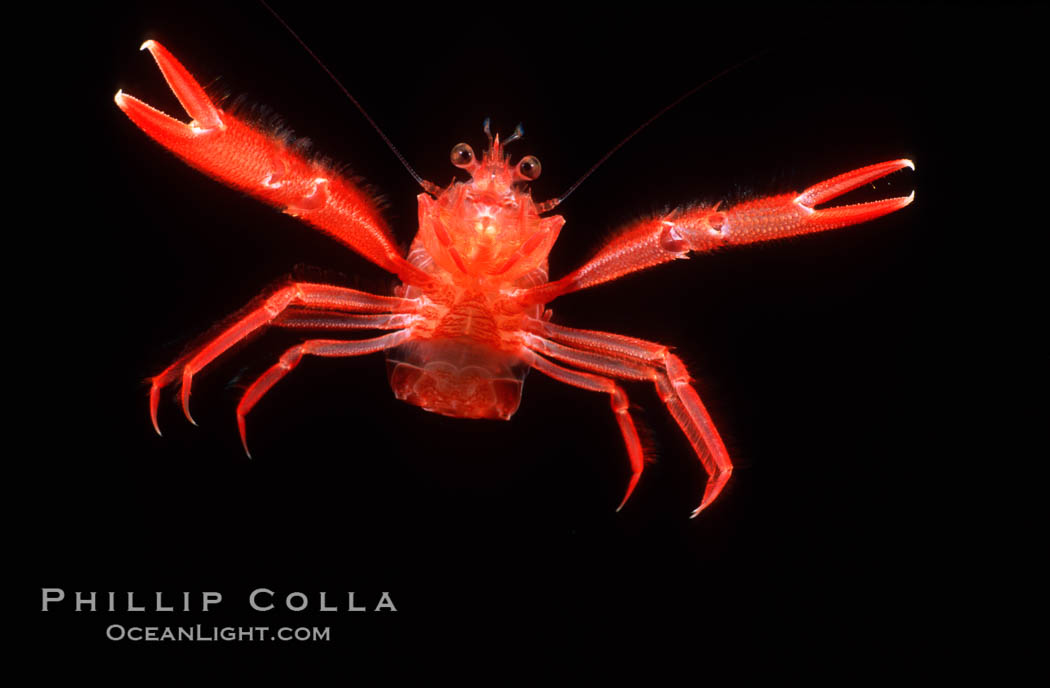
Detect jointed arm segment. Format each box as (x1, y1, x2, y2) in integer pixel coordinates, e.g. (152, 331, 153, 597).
(517, 159, 914, 306)
(115, 40, 433, 288)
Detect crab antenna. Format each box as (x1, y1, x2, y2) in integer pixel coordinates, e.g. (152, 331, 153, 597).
(503, 123, 525, 146)
(483, 118, 494, 145)
(543, 48, 773, 212)
(258, 0, 427, 189)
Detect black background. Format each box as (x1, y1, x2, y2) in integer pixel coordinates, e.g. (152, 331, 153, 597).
(22, 0, 1024, 667)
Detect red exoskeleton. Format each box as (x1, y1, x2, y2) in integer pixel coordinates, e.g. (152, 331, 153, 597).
(116, 40, 914, 518)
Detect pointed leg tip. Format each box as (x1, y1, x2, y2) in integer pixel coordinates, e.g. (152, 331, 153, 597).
(140, 39, 156, 52)
(690, 493, 717, 518)
(181, 385, 199, 426)
(149, 383, 163, 436)
(616, 474, 642, 513)
(691, 479, 728, 518)
(238, 416, 252, 459)
(689, 504, 707, 519)
(902, 158, 916, 171)
(239, 433, 252, 459)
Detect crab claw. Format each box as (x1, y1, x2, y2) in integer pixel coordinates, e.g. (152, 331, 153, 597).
(114, 40, 225, 149)
(665, 159, 915, 252)
(791, 158, 915, 231)
(721, 158, 914, 242)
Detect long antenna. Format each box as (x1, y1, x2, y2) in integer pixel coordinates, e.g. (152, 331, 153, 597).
(258, 0, 428, 189)
(538, 48, 772, 214)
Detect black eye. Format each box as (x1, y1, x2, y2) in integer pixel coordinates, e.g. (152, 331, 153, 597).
(451, 143, 474, 168)
(517, 155, 541, 180)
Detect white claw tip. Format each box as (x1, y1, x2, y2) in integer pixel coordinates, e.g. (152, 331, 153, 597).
(114, 90, 124, 105)
(902, 159, 916, 171)
(140, 40, 156, 52)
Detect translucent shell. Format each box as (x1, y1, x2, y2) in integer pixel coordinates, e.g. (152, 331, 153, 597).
(417, 189, 564, 283)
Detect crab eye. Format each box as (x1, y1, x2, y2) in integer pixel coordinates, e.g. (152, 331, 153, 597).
(517, 155, 541, 180)
(451, 143, 475, 168)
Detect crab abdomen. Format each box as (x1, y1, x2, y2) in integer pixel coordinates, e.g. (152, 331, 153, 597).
(386, 338, 528, 420)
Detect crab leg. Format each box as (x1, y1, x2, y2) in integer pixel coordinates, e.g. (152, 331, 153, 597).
(518, 159, 914, 306)
(236, 331, 412, 457)
(114, 41, 432, 287)
(149, 282, 418, 434)
(520, 349, 646, 511)
(523, 331, 731, 517)
(273, 310, 417, 330)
